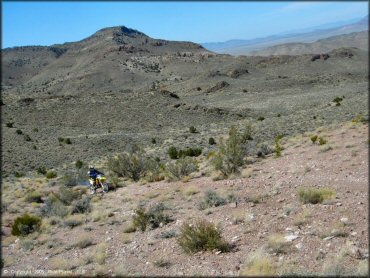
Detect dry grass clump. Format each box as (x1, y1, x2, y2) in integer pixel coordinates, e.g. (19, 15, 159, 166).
(63, 214, 85, 228)
(120, 233, 133, 244)
(177, 219, 230, 254)
(266, 234, 292, 255)
(72, 234, 94, 249)
(240, 249, 277, 276)
(298, 187, 335, 204)
(183, 186, 200, 196)
(94, 242, 107, 265)
(48, 257, 72, 270)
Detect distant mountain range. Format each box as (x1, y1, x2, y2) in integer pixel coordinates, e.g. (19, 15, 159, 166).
(201, 15, 368, 55)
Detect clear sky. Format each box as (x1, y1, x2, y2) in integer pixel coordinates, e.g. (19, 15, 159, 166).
(2, 1, 368, 48)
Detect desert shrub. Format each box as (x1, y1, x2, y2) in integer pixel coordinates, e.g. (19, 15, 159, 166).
(310, 135, 318, 143)
(267, 234, 292, 254)
(177, 219, 230, 254)
(63, 174, 78, 187)
(71, 196, 91, 214)
(24, 134, 32, 141)
(189, 126, 197, 133)
(36, 166, 47, 175)
(33, 128, 39, 132)
(257, 116, 265, 121)
(209, 137, 216, 145)
(178, 147, 202, 158)
(108, 147, 147, 181)
(275, 135, 283, 157)
(58, 137, 64, 143)
(14, 171, 24, 178)
(151, 138, 156, 144)
(145, 158, 164, 182)
(64, 138, 72, 144)
(298, 188, 335, 204)
(166, 157, 198, 180)
(319, 137, 327, 145)
(6, 122, 14, 128)
(25, 191, 43, 203)
(16, 129, 23, 135)
(75, 160, 83, 169)
(168, 146, 178, 159)
(11, 214, 41, 236)
(257, 143, 273, 158)
(198, 189, 227, 210)
(211, 126, 246, 176)
(46, 170, 57, 179)
(40, 195, 69, 218)
(160, 230, 177, 239)
(241, 121, 253, 142)
(58, 186, 82, 205)
(352, 114, 366, 124)
(132, 203, 172, 231)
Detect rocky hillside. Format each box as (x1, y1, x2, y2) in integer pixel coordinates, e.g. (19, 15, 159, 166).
(1, 26, 368, 176)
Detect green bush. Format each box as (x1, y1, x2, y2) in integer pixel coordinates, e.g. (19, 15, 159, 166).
(64, 138, 72, 144)
(298, 188, 336, 204)
(16, 129, 23, 135)
(275, 136, 283, 157)
(168, 146, 178, 159)
(24, 134, 32, 142)
(319, 137, 327, 145)
(11, 214, 41, 236)
(151, 138, 156, 144)
(166, 157, 198, 180)
(6, 122, 14, 128)
(310, 135, 318, 143)
(14, 171, 24, 178)
(178, 148, 202, 158)
(46, 170, 57, 179)
(241, 121, 253, 142)
(257, 116, 265, 121)
(177, 219, 230, 254)
(212, 126, 246, 176)
(75, 160, 83, 169)
(36, 166, 47, 175)
(25, 191, 43, 203)
(108, 146, 147, 181)
(58, 137, 64, 143)
(209, 137, 216, 145)
(198, 190, 227, 210)
(189, 126, 197, 133)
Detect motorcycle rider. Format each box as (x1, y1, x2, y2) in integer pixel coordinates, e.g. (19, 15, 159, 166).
(88, 166, 104, 194)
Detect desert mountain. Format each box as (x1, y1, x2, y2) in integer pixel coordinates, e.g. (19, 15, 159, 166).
(250, 31, 368, 56)
(2, 25, 368, 174)
(201, 15, 368, 55)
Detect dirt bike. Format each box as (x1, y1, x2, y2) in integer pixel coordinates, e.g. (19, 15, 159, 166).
(89, 174, 108, 194)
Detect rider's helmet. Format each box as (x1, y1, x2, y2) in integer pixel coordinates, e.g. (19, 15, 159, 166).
(89, 165, 95, 170)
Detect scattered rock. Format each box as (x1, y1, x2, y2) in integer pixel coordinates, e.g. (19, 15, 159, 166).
(284, 234, 298, 242)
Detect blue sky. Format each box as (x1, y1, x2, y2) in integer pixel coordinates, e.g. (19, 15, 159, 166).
(2, 1, 368, 48)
